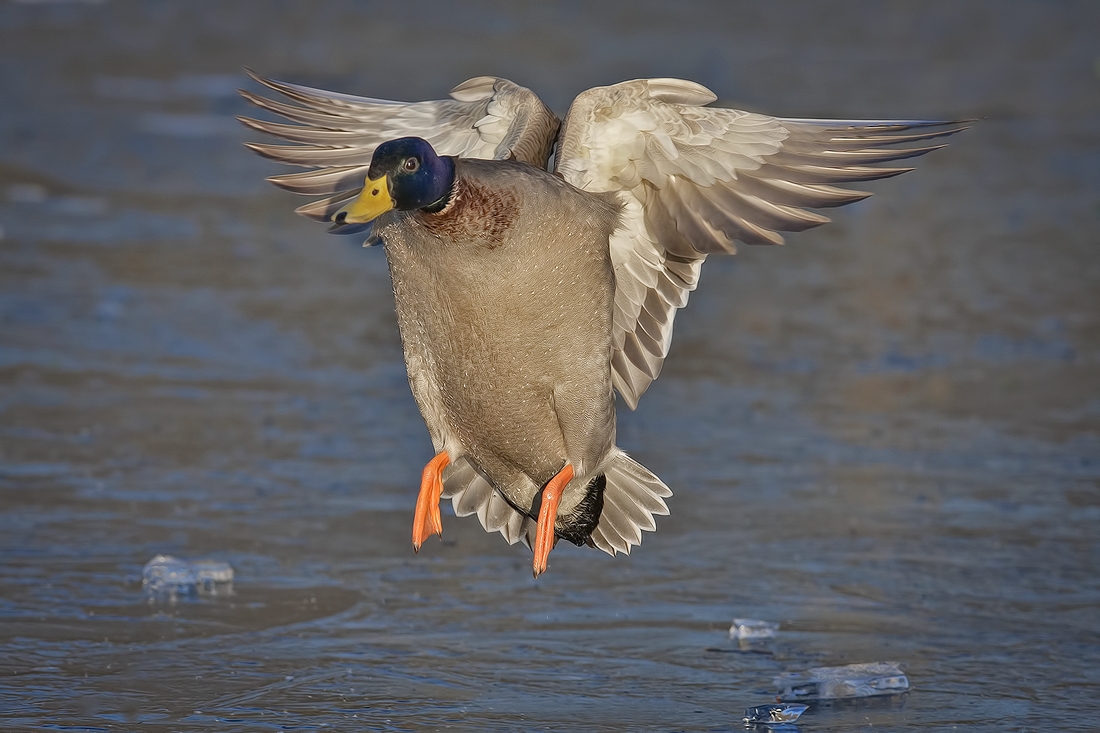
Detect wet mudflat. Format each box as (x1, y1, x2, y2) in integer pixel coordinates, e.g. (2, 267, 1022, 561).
(1, 2, 1098, 730)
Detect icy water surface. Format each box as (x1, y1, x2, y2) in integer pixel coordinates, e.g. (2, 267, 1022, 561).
(2, 2, 1099, 730)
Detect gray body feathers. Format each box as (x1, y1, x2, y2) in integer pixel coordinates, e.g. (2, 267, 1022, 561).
(380, 159, 670, 549)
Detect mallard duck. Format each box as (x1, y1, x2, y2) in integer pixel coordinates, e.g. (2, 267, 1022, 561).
(240, 72, 966, 576)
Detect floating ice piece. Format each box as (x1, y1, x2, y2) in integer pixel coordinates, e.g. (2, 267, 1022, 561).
(742, 703, 808, 724)
(142, 554, 233, 596)
(775, 661, 909, 701)
(730, 618, 779, 640)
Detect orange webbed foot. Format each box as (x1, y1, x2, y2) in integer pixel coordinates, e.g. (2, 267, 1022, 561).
(532, 463, 574, 578)
(412, 452, 450, 552)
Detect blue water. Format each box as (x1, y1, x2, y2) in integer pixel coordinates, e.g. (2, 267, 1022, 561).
(1, 2, 1098, 730)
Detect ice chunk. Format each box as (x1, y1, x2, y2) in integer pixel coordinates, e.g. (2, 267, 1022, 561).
(730, 618, 779, 640)
(775, 661, 909, 701)
(142, 554, 233, 596)
(742, 703, 808, 724)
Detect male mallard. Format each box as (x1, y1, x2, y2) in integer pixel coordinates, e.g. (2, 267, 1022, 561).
(240, 73, 965, 576)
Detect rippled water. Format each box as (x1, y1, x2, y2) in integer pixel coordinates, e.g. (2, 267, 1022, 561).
(2, 2, 1099, 730)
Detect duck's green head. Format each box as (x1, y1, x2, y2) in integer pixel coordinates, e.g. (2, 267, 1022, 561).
(333, 137, 455, 225)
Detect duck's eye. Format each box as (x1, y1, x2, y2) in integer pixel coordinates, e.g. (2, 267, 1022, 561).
(403, 157, 420, 172)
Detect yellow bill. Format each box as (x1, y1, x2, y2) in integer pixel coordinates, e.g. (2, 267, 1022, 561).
(334, 175, 394, 224)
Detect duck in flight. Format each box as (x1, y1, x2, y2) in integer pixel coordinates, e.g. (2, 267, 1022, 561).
(240, 72, 966, 576)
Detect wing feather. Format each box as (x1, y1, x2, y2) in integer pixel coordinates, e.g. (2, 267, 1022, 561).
(264, 166, 368, 196)
(555, 78, 967, 407)
(240, 71, 560, 230)
(293, 191, 358, 222)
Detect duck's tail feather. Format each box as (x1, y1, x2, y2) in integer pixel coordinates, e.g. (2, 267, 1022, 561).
(442, 458, 534, 548)
(588, 448, 672, 556)
(440, 450, 671, 556)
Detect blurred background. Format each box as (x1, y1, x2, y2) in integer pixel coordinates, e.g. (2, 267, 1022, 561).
(1, 1, 1097, 730)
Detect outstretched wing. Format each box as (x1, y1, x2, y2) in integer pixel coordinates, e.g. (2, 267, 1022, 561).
(555, 78, 968, 408)
(239, 71, 560, 227)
